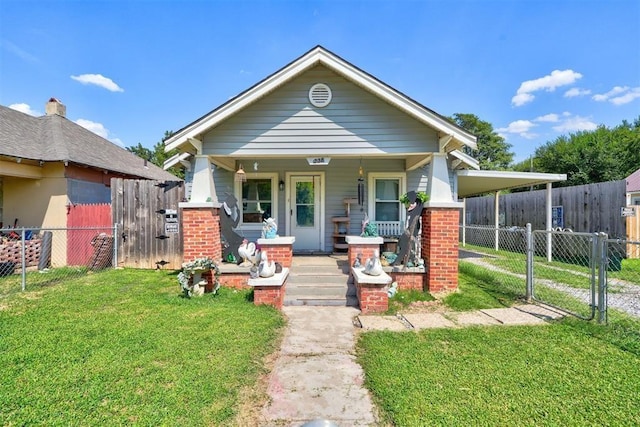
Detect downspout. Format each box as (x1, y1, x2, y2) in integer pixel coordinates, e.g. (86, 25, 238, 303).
(546, 182, 553, 262)
(494, 191, 500, 251)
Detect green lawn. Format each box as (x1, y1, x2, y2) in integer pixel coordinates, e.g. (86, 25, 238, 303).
(358, 266, 640, 426)
(0, 269, 285, 426)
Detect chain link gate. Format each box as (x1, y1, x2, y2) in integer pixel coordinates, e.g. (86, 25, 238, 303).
(603, 237, 640, 322)
(528, 227, 607, 322)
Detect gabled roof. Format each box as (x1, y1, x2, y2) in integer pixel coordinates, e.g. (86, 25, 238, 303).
(626, 168, 640, 192)
(0, 105, 178, 181)
(164, 45, 477, 153)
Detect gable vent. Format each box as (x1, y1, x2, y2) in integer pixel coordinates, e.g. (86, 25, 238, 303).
(309, 83, 332, 108)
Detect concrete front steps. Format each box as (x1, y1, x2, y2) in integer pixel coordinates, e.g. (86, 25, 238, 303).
(284, 255, 358, 307)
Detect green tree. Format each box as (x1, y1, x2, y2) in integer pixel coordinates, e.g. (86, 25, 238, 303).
(449, 113, 514, 170)
(127, 131, 185, 179)
(533, 118, 640, 186)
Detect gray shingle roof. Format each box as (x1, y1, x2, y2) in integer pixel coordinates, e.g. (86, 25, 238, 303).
(0, 105, 179, 181)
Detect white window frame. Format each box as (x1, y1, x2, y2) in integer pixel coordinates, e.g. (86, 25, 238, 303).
(234, 172, 278, 230)
(368, 172, 406, 224)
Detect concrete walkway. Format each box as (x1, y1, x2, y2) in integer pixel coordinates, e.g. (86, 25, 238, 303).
(260, 306, 379, 426)
(259, 304, 564, 426)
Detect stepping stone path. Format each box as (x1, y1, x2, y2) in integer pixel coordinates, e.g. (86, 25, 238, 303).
(358, 304, 565, 331)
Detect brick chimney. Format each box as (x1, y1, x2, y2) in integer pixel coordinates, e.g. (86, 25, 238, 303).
(45, 98, 66, 117)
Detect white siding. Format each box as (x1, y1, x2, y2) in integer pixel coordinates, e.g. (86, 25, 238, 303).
(202, 65, 439, 157)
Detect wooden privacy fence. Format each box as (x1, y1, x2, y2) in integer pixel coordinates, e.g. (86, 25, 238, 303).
(111, 178, 184, 270)
(628, 206, 640, 258)
(464, 180, 628, 239)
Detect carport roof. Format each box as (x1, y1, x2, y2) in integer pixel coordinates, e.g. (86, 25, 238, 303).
(457, 170, 567, 198)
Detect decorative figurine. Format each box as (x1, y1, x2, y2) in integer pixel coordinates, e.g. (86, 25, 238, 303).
(353, 253, 362, 268)
(364, 249, 383, 276)
(238, 238, 257, 267)
(258, 250, 276, 278)
(262, 217, 278, 239)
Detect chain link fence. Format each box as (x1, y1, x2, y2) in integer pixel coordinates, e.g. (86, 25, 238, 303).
(0, 226, 116, 297)
(460, 224, 640, 323)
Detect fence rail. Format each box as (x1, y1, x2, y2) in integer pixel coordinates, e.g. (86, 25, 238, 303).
(0, 225, 117, 295)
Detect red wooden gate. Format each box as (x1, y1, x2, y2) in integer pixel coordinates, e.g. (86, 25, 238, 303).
(66, 203, 112, 266)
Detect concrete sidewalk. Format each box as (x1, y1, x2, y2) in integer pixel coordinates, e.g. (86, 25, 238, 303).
(260, 306, 379, 426)
(258, 304, 564, 426)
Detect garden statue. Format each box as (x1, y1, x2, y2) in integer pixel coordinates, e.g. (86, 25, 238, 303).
(353, 253, 362, 268)
(393, 191, 427, 268)
(258, 250, 276, 278)
(360, 213, 379, 237)
(262, 217, 278, 239)
(220, 193, 243, 264)
(364, 249, 383, 276)
(238, 238, 257, 267)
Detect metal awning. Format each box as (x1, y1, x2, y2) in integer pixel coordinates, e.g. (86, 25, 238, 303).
(457, 170, 567, 198)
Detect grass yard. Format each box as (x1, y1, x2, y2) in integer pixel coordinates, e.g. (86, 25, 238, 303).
(0, 269, 285, 426)
(358, 266, 640, 426)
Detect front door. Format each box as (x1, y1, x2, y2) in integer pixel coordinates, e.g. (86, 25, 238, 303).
(287, 174, 323, 252)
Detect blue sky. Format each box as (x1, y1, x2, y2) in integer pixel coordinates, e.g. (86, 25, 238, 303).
(1, 0, 639, 163)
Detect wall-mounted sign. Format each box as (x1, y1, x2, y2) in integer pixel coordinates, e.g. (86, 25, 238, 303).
(307, 157, 331, 166)
(164, 208, 178, 233)
(621, 207, 637, 217)
(552, 206, 564, 228)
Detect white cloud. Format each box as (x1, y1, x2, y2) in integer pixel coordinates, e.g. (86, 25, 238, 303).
(535, 113, 559, 123)
(9, 103, 41, 116)
(564, 87, 591, 98)
(592, 86, 628, 102)
(75, 118, 124, 146)
(552, 115, 598, 133)
(75, 119, 109, 138)
(70, 74, 124, 92)
(512, 69, 583, 106)
(496, 120, 537, 139)
(110, 138, 125, 147)
(610, 87, 640, 105)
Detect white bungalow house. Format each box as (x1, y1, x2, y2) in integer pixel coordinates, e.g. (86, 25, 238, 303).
(164, 46, 564, 296)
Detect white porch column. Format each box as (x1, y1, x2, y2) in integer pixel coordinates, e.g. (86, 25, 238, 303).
(426, 153, 462, 207)
(546, 182, 552, 262)
(189, 155, 219, 204)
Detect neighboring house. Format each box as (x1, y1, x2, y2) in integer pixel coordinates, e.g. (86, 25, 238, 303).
(164, 46, 564, 292)
(626, 168, 640, 206)
(0, 98, 178, 229)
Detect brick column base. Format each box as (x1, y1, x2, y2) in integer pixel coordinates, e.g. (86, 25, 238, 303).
(253, 284, 286, 309)
(180, 204, 222, 263)
(421, 208, 460, 293)
(357, 283, 389, 314)
(257, 237, 295, 268)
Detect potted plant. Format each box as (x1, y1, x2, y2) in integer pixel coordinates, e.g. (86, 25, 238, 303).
(178, 257, 220, 297)
(399, 191, 429, 208)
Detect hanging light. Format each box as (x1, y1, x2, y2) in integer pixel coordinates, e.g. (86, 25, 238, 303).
(235, 164, 246, 182)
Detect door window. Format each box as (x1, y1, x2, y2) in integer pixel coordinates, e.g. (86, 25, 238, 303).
(296, 181, 315, 227)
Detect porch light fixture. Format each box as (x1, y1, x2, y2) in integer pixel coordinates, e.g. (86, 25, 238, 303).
(235, 164, 247, 182)
(279, 180, 285, 191)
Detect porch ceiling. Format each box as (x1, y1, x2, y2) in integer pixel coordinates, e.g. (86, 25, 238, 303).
(457, 170, 567, 198)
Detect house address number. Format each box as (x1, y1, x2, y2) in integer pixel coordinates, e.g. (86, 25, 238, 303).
(306, 157, 331, 165)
